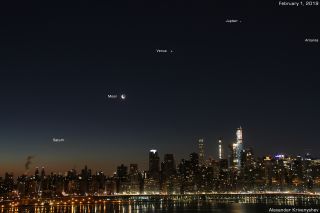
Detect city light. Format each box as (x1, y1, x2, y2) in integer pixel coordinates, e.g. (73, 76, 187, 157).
(0, 127, 319, 207)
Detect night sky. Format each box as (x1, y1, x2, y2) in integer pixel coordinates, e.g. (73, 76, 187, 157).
(0, 1, 319, 176)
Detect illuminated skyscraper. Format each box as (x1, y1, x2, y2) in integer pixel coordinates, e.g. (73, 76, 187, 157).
(198, 139, 205, 166)
(218, 138, 223, 160)
(236, 127, 243, 144)
(233, 127, 244, 169)
(230, 143, 238, 169)
(149, 149, 160, 179)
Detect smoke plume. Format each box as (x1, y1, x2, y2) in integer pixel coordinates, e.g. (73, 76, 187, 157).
(24, 156, 34, 175)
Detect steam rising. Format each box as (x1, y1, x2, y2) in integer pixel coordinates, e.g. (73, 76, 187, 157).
(24, 156, 34, 175)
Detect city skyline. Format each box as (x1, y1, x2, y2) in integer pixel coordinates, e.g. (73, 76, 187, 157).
(1, 126, 318, 177)
(1, 125, 320, 198)
(0, 1, 319, 212)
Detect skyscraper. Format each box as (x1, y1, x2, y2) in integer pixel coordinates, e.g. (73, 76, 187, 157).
(190, 152, 199, 169)
(232, 127, 244, 169)
(198, 139, 205, 166)
(116, 164, 128, 179)
(161, 154, 176, 178)
(149, 149, 160, 179)
(40, 167, 45, 178)
(236, 127, 243, 168)
(236, 127, 243, 144)
(129, 164, 138, 175)
(218, 138, 223, 160)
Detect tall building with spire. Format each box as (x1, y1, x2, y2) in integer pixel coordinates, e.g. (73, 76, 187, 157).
(198, 138, 205, 166)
